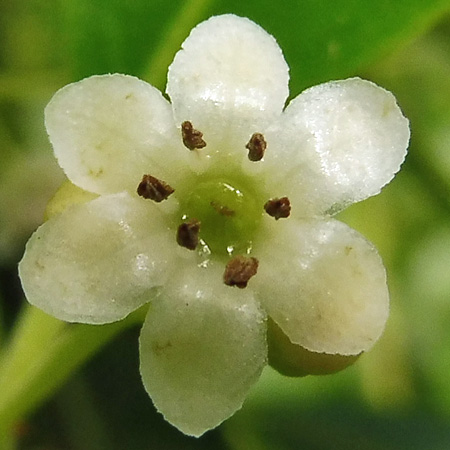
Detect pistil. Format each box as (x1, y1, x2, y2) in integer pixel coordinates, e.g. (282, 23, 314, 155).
(210, 201, 235, 217)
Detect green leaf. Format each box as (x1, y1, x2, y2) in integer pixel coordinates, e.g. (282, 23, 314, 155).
(56, 0, 450, 96)
(211, 0, 450, 94)
(59, 0, 212, 87)
(57, 0, 177, 78)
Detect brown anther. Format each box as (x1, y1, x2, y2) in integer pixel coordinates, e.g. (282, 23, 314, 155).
(223, 255, 259, 289)
(246, 132, 266, 161)
(181, 121, 207, 150)
(137, 175, 174, 202)
(176, 219, 201, 250)
(210, 201, 235, 217)
(264, 197, 291, 220)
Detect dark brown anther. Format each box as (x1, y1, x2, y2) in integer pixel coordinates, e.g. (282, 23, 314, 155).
(223, 255, 259, 288)
(246, 132, 266, 161)
(137, 175, 174, 202)
(176, 219, 201, 250)
(264, 197, 291, 220)
(181, 121, 207, 150)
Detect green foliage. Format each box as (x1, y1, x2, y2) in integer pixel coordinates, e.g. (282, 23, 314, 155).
(39, 0, 450, 91)
(219, 0, 450, 93)
(59, 0, 184, 80)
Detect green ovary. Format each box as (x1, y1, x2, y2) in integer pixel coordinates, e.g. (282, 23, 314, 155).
(178, 178, 264, 257)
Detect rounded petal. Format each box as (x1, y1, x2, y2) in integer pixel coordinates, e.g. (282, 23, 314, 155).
(253, 218, 389, 355)
(45, 74, 187, 195)
(267, 78, 409, 215)
(166, 14, 289, 152)
(139, 263, 267, 437)
(19, 193, 178, 324)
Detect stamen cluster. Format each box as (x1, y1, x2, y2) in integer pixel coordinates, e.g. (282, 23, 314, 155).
(137, 121, 291, 286)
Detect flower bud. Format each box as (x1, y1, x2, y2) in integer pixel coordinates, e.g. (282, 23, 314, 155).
(267, 318, 360, 377)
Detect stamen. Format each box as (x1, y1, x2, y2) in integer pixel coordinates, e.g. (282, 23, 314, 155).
(181, 121, 207, 150)
(177, 219, 201, 250)
(246, 133, 266, 161)
(137, 175, 174, 202)
(264, 197, 291, 220)
(223, 255, 259, 288)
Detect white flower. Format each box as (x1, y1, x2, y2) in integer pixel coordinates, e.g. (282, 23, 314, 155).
(18, 14, 409, 436)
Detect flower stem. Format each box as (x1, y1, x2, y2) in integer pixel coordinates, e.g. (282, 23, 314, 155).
(143, 0, 214, 89)
(0, 303, 146, 436)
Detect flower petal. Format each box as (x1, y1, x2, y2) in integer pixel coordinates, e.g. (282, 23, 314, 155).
(166, 14, 289, 152)
(19, 193, 179, 324)
(267, 78, 409, 215)
(45, 74, 187, 195)
(253, 218, 389, 355)
(139, 263, 267, 437)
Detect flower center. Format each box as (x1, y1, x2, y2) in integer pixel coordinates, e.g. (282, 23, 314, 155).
(136, 124, 292, 287)
(178, 177, 263, 257)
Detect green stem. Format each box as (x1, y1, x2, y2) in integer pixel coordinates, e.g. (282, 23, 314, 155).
(0, 305, 66, 398)
(0, 303, 146, 436)
(142, 0, 214, 89)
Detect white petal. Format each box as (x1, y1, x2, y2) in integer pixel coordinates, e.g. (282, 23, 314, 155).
(269, 78, 409, 215)
(253, 218, 389, 355)
(139, 263, 267, 437)
(19, 193, 179, 324)
(166, 14, 289, 153)
(46, 74, 187, 195)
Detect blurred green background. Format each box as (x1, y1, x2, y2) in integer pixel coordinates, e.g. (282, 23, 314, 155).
(1, 0, 450, 448)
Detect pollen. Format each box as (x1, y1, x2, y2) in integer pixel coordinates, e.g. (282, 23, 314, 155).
(177, 219, 201, 250)
(137, 175, 175, 202)
(246, 133, 266, 161)
(181, 121, 207, 150)
(264, 197, 291, 220)
(223, 255, 259, 288)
